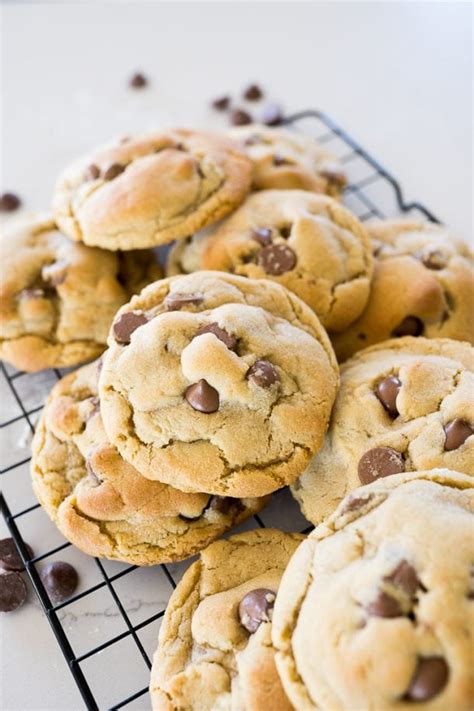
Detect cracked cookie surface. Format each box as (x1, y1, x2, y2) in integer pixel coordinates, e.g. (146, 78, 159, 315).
(332, 219, 474, 361)
(229, 125, 347, 196)
(31, 362, 266, 565)
(167, 191, 373, 332)
(291, 337, 474, 525)
(150, 528, 303, 711)
(0, 214, 161, 372)
(99, 272, 339, 497)
(53, 129, 252, 250)
(273, 470, 474, 711)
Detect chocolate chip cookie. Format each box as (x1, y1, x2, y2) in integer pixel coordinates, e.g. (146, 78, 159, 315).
(229, 125, 347, 195)
(31, 361, 265, 565)
(0, 214, 161, 372)
(99, 271, 339, 497)
(332, 219, 474, 361)
(53, 129, 253, 250)
(167, 190, 373, 332)
(273, 470, 474, 711)
(291, 337, 474, 525)
(150, 528, 303, 711)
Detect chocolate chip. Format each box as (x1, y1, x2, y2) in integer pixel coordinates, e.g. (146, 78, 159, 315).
(247, 360, 280, 388)
(468, 566, 474, 599)
(0, 192, 22, 212)
(0, 570, 27, 612)
(41, 260, 68, 286)
(444, 418, 473, 451)
(261, 103, 283, 126)
(251, 227, 273, 246)
(375, 376, 401, 418)
(185, 379, 219, 413)
(358, 447, 405, 485)
(280, 224, 292, 239)
(243, 84, 263, 101)
(366, 590, 403, 618)
(195, 323, 237, 351)
(391, 316, 424, 338)
(129, 72, 148, 88)
(420, 250, 447, 270)
(0, 539, 33, 572)
(164, 293, 204, 311)
(84, 163, 100, 181)
(19, 288, 45, 300)
(212, 95, 230, 111)
(40, 561, 79, 605)
(319, 166, 347, 189)
(273, 153, 291, 166)
(230, 109, 252, 126)
(239, 588, 276, 633)
(209, 496, 244, 515)
(112, 311, 148, 344)
(258, 244, 297, 275)
(404, 657, 449, 701)
(340, 494, 373, 515)
(103, 163, 125, 181)
(385, 561, 420, 597)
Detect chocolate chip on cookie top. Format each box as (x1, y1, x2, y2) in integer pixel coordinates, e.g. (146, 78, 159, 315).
(358, 446, 405, 484)
(444, 418, 473, 451)
(375, 375, 402, 417)
(239, 588, 276, 632)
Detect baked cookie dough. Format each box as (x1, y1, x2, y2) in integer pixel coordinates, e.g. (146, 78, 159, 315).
(31, 362, 265, 566)
(167, 191, 373, 332)
(229, 124, 347, 196)
(99, 272, 339, 497)
(291, 337, 474, 525)
(150, 528, 303, 711)
(273, 470, 474, 711)
(0, 214, 161, 372)
(53, 129, 252, 250)
(332, 219, 474, 361)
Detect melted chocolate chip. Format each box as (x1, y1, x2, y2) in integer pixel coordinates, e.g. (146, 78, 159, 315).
(375, 376, 401, 418)
(358, 447, 405, 485)
(230, 109, 252, 126)
(209, 496, 244, 515)
(239, 588, 276, 633)
(404, 657, 449, 702)
(319, 166, 347, 189)
(41, 260, 68, 286)
(391, 316, 424, 338)
(164, 293, 204, 311)
(40, 561, 79, 605)
(103, 163, 125, 181)
(443, 418, 473, 451)
(273, 153, 291, 166)
(0, 538, 33, 572)
(84, 163, 100, 181)
(212, 95, 230, 111)
(247, 360, 280, 388)
(279, 224, 292, 239)
(0, 192, 22, 212)
(261, 103, 283, 126)
(185, 380, 219, 414)
(340, 494, 374, 515)
(420, 250, 447, 270)
(243, 84, 263, 101)
(195, 323, 237, 351)
(112, 311, 148, 344)
(0, 570, 27, 612)
(366, 590, 403, 618)
(129, 72, 148, 88)
(385, 561, 420, 597)
(258, 244, 297, 275)
(251, 227, 273, 246)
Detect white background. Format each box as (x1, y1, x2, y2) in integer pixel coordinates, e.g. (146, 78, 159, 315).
(1, 2, 473, 710)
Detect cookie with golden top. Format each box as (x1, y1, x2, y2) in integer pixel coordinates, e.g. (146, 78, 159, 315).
(53, 129, 253, 250)
(274, 470, 474, 711)
(0, 214, 161, 372)
(167, 190, 373, 332)
(150, 528, 303, 711)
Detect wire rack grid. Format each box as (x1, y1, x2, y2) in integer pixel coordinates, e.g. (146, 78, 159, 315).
(0, 109, 439, 711)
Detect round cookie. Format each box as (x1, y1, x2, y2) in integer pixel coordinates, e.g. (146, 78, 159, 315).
(0, 214, 161, 372)
(332, 219, 474, 361)
(273, 470, 474, 711)
(150, 528, 303, 711)
(167, 191, 373, 332)
(229, 124, 347, 196)
(291, 337, 474, 525)
(31, 361, 266, 566)
(53, 129, 252, 250)
(99, 271, 339, 497)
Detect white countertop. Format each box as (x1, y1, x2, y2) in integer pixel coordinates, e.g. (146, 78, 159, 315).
(1, 2, 472, 710)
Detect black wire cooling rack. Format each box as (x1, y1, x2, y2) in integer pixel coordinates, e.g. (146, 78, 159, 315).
(0, 109, 440, 711)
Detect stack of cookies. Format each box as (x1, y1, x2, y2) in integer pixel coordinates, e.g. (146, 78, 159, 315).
(1, 123, 472, 709)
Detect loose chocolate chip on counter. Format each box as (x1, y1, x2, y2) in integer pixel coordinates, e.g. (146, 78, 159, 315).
(247, 360, 280, 388)
(230, 109, 252, 126)
(375, 376, 402, 418)
(261, 103, 283, 126)
(19, 288, 45, 300)
(444, 418, 473, 451)
(0, 192, 22, 212)
(113, 311, 148, 344)
(384, 560, 420, 597)
(84, 163, 101, 181)
(129, 72, 148, 88)
(404, 657, 449, 702)
(0, 538, 33, 572)
(420, 250, 447, 270)
(164, 293, 204, 311)
(0, 570, 27, 612)
(209, 496, 245, 515)
(185, 379, 220, 414)
(243, 84, 263, 101)
(41, 260, 68, 286)
(340, 494, 374, 515)
(273, 153, 291, 166)
(103, 163, 125, 181)
(40, 561, 79, 605)
(366, 590, 403, 618)
(239, 588, 276, 633)
(195, 323, 238, 351)
(358, 447, 405, 485)
(251, 227, 273, 246)
(258, 244, 297, 275)
(212, 95, 230, 111)
(391, 316, 424, 338)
